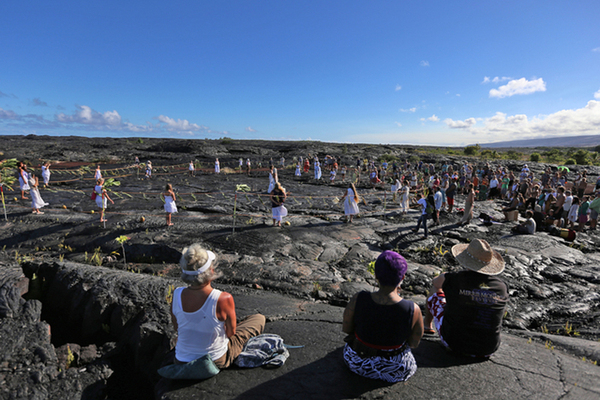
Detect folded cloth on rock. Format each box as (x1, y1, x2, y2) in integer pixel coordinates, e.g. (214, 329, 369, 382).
(157, 354, 220, 380)
(234, 334, 291, 368)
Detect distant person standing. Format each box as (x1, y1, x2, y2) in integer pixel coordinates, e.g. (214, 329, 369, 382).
(41, 162, 51, 187)
(162, 183, 177, 226)
(303, 158, 310, 173)
(314, 160, 322, 180)
(295, 162, 302, 177)
(95, 165, 102, 181)
(280, 157, 285, 168)
(189, 161, 195, 176)
(29, 174, 47, 214)
(268, 165, 278, 193)
(460, 183, 475, 225)
(246, 158, 251, 176)
(412, 192, 430, 238)
(215, 158, 220, 174)
(145, 161, 153, 179)
(340, 183, 360, 223)
(18, 163, 30, 199)
(94, 178, 114, 223)
(270, 182, 287, 227)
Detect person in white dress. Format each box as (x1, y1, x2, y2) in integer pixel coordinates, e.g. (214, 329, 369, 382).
(145, 161, 152, 179)
(18, 163, 30, 199)
(267, 165, 278, 193)
(215, 158, 220, 174)
(400, 181, 410, 214)
(295, 162, 302, 177)
(94, 178, 114, 223)
(163, 183, 177, 226)
(94, 165, 102, 181)
(330, 169, 337, 184)
(29, 174, 47, 214)
(189, 161, 195, 176)
(314, 161, 322, 180)
(41, 162, 51, 186)
(340, 183, 360, 223)
(391, 179, 402, 202)
(270, 182, 288, 227)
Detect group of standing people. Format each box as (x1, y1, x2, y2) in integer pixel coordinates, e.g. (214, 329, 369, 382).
(17, 162, 48, 214)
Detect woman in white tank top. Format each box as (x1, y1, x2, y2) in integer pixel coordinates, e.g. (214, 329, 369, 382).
(171, 244, 266, 368)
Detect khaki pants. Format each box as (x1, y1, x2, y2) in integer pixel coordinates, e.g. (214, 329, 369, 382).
(214, 314, 266, 368)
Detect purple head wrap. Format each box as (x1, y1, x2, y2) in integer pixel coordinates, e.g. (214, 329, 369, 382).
(374, 250, 408, 287)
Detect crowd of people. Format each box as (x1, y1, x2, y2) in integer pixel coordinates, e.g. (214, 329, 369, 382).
(13, 156, 600, 234)
(14, 154, 598, 384)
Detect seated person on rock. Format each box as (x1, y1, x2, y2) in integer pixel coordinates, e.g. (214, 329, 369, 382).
(424, 239, 509, 358)
(342, 251, 424, 382)
(170, 244, 266, 369)
(511, 210, 536, 234)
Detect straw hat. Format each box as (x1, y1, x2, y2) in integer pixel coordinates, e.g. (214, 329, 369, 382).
(451, 239, 505, 275)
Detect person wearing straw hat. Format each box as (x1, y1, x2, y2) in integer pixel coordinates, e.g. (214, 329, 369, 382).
(423, 239, 509, 358)
(171, 244, 266, 369)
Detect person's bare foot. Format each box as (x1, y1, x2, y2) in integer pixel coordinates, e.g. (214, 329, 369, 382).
(167, 223, 174, 226)
(100, 219, 107, 222)
(22, 197, 29, 200)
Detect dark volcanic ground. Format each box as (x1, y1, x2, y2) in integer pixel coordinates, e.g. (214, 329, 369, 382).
(2, 135, 600, 339)
(1, 135, 600, 398)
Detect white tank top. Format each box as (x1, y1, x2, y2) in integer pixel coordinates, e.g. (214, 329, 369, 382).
(173, 287, 229, 362)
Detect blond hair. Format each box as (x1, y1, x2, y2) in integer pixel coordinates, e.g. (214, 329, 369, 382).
(179, 244, 222, 286)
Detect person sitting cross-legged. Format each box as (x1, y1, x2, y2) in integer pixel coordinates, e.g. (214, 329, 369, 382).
(342, 251, 424, 382)
(423, 239, 509, 358)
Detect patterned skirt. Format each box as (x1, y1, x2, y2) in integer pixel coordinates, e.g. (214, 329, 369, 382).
(343, 343, 417, 383)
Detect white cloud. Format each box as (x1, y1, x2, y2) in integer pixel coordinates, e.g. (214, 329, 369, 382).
(482, 76, 511, 84)
(420, 60, 429, 67)
(456, 94, 460, 97)
(0, 108, 19, 120)
(444, 117, 477, 129)
(489, 78, 546, 98)
(246, 126, 256, 132)
(442, 100, 600, 142)
(156, 115, 204, 132)
(56, 105, 122, 126)
(593, 47, 600, 52)
(420, 115, 440, 122)
(395, 85, 402, 91)
(395, 121, 402, 127)
(399, 107, 417, 113)
(594, 89, 600, 100)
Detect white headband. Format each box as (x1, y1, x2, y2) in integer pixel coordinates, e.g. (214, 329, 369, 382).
(181, 250, 216, 276)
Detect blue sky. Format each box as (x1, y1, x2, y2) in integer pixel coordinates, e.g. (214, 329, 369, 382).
(1, 1, 599, 146)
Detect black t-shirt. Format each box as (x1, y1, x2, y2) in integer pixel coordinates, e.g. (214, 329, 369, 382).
(354, 291, 414, 347)
(441, 270, 509, 356)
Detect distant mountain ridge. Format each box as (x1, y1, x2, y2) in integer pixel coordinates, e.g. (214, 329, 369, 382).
(477, 134, 600, 148)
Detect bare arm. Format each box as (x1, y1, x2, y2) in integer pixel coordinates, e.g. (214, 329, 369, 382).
(407, 303, 424, 348)
(216, 292, 237, 338)
(170, 301, 178, 333)
(342, 293, 358, 334)
(430, 273, 446, 296)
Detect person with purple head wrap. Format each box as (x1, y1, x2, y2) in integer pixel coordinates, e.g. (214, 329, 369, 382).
(342, 251, 424, 382)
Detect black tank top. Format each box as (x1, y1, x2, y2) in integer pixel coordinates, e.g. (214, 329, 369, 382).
(354, 291, 414, 348)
